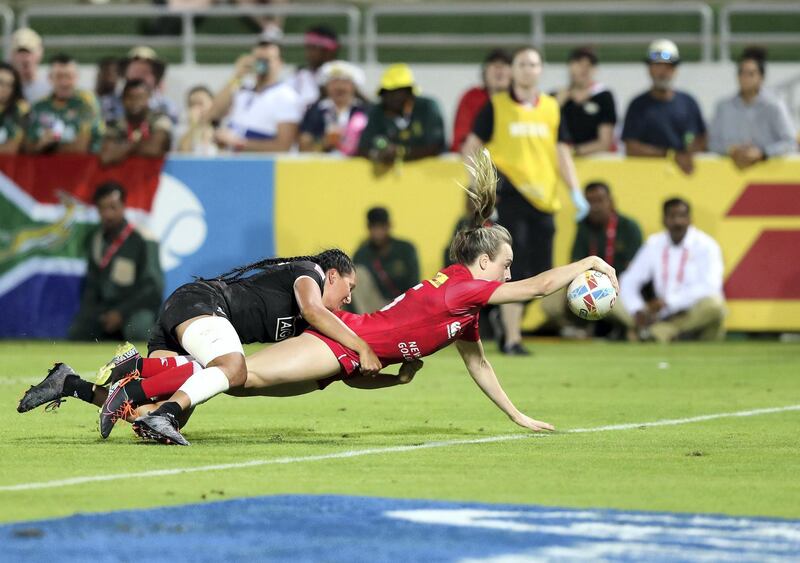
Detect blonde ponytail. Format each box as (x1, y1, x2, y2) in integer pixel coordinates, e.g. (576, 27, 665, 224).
(449, 149, 512, 265)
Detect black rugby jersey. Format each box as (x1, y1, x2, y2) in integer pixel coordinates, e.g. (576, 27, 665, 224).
(219, 260, 325, 344)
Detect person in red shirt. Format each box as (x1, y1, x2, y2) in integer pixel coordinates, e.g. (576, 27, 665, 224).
(130, 150, 619, 445)
(451, 49, 512, 153)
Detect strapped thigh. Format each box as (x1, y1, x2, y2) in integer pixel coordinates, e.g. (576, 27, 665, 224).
(180, 316, 244, 367)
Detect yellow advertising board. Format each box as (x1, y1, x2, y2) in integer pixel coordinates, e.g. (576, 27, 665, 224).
(276, 156, 800, 331)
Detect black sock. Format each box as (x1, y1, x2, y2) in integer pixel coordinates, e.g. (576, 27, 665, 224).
(124, 380, 148, 405)
(154, 401, 183, 418)
(62, 375, 95, 403)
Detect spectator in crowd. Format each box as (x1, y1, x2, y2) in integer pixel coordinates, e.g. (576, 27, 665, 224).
(553, 46, 617, 156)
(99, 79, 172, 166)
(10, 28, 50, 103)
(351, 207, 420, 314)
(177, 85, 219, 155)
(461, 46, 589, 355)
(122, 46, 179, 123)
(622, 39, 706, 175)
(69, 182, 163, 342)
(208, 35, 302, 152)
(709, 46, 797, 169)
(25, 53, 104, 154)
(0, 62, 29, 154)
(541, 181, 641, 338)
(299, 61, 368, 154)
(620, 197, 725, 344)
(451, 48, 512, 152)
(358, 64, 446, 166)
(292, 24, 340, 109)
(95, 57, 123, 124)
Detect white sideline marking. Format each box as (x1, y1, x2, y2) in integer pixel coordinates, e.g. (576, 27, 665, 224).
(2, 404, 798, 493)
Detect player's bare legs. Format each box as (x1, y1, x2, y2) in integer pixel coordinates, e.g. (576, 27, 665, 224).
(240, 333, 342, 395)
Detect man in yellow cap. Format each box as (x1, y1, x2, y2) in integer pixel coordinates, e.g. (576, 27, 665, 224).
(10, 28, 50, 103)
(357, 64, 445, 165)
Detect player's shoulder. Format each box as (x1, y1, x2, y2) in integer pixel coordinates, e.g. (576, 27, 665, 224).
(438, 263, 490, 286)
(290, 260, 325, 281)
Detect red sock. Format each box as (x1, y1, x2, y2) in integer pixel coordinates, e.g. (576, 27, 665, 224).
(141, 363, 198, 400)
(140, 356, 195, 378)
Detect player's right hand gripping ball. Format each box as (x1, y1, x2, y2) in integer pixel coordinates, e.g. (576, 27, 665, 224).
(567, 270, 617, 321)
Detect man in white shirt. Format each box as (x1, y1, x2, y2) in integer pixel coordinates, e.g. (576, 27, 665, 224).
(208, 35, 302, 152)
(10, 28, 51, 103)
(620, 198, 726, 343)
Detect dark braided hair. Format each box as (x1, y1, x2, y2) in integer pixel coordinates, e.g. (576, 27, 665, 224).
(207, 248, 354, 283)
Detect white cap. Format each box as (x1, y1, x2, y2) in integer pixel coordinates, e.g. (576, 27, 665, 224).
(646, 39, 680, 64)
(316, 60, 365, 90)
(11, 28, 43, 53)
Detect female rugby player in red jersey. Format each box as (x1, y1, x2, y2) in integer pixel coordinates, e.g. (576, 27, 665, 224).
(133, 150, 619, 445)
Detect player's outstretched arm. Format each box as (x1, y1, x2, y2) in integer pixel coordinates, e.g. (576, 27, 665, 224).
(488, 256, 618, 305)
(294, 277, 382, 376)
(344, 359, 424, 389)
(455, 340, 554, 432)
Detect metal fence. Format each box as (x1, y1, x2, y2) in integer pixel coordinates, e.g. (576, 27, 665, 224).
(719, 2, 800, 61)
(364, 2, 714, 63)
(6, 2, 800, 64)
(0, 5, 14, 61)
(18, 4, 360, 64)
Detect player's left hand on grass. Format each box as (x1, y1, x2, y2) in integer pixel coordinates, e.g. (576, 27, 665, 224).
(513, 413, 554, 433)
(358, 347, 382, 377)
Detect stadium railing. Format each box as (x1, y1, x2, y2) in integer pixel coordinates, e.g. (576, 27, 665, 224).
(0, 5, 13, 62)
(719, 2, 800, 61)
(363, 2, 714, 64)
(17, 4, 361, 64)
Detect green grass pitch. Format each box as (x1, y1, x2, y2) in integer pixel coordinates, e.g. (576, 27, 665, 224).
(1, 340, 798, 523)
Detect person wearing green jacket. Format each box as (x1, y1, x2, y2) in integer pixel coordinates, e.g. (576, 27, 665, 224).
(351, 207, 420, 314)
(68, 182, 163, 341)
(542, 181, 642, 338)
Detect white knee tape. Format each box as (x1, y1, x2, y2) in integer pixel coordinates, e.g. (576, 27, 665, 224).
(180, 316, 244, 367)
(179, 366, 230, 407)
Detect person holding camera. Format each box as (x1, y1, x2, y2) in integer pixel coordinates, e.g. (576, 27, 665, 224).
(207, 32, 302, 152)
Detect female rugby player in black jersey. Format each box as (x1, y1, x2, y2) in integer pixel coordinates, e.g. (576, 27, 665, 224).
(18, 249, 382, 438)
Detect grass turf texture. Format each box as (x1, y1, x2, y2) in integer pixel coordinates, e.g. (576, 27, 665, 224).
(0, 340, 798, 523)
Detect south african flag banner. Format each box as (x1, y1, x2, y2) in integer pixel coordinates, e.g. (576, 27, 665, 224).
(0, 155, 163, 337)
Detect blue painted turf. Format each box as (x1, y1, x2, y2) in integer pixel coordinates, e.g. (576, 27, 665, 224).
(3, 495, 799, 562)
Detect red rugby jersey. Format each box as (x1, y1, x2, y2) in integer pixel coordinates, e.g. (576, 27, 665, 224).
(338, 263, 502, 364)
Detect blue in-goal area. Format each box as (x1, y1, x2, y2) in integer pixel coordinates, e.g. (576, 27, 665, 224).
(3, 495, 799, 562)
